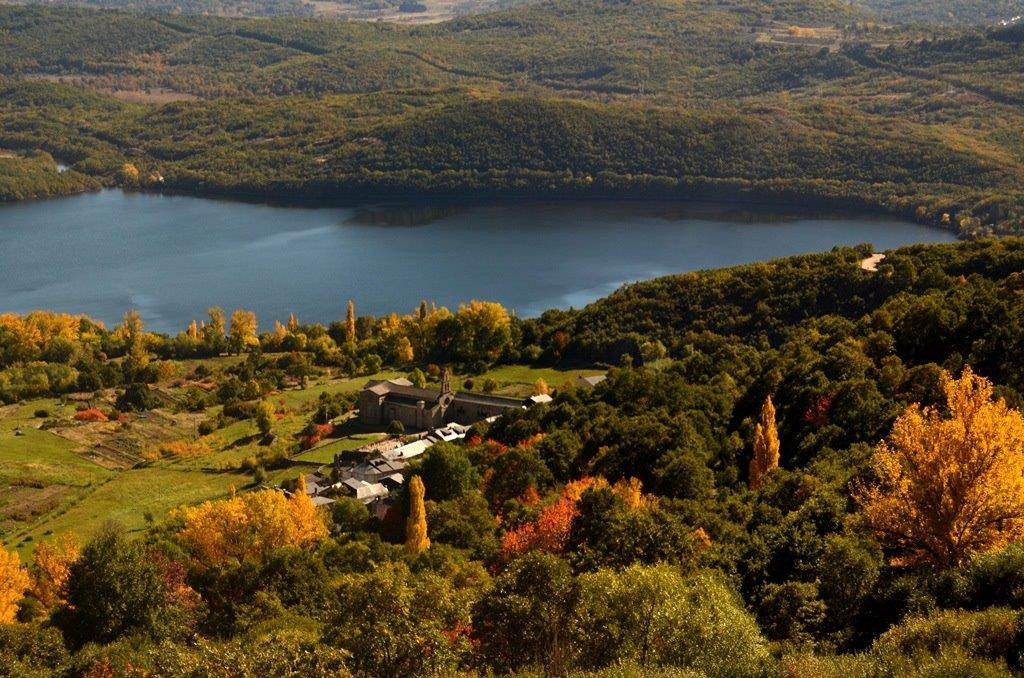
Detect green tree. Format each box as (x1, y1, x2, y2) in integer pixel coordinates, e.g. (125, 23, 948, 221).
(57, 528, 181, 648)
(330, 563, 467, 677)
(418, 442, 480, 502)
(473, 552, 576, 674)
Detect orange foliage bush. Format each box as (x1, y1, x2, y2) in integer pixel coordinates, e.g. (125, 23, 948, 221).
(74, 408, 109, 422)
(142, 439, 209, 461)
(501, 477, 656, 560)
(501, 477, 609, 559)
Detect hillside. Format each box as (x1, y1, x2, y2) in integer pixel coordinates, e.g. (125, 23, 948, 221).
(5, 240, 1024, 674)
(858, 0, 1024, 25)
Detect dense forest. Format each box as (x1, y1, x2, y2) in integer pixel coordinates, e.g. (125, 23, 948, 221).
(7, 239, 1024, 674)
(0, 0, 1022, 233)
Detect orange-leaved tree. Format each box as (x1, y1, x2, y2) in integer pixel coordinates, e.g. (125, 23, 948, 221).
(859, 367, 1024, 568)
(748, 396, 780, 491)
(405, 475, 430, 555)
(31, 534, 80, 610)
(177, 482, 327, 568)
(0, 545, 29, 623)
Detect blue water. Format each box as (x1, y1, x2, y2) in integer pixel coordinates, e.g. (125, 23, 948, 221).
(0, 191, 956, 333)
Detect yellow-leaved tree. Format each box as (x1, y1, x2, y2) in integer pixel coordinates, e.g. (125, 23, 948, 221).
(0, 546, 29, 623)
(748, 396, 780, 491)
(859, 367, 1024, 567)
(178, 482, 327, 569)
(30, 534, 80, 610)
(405, 475, 430, 555)
(346, 300, 357, 344)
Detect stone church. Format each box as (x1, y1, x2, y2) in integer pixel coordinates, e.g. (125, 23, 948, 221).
(358, 370, 526, 430)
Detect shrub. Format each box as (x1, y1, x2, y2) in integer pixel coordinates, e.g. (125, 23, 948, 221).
(74, 408, 108, 422)
(873, 608, 1022, 665)
(572, 566, 770, 676)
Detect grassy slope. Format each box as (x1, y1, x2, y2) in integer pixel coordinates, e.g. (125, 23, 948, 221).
(0, 363, 602, 555)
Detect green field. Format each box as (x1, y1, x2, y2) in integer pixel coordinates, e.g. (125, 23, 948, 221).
(0, 362, 601, 554)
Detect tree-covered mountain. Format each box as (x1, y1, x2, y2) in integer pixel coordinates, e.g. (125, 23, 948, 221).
(0, 0, 1022, 231)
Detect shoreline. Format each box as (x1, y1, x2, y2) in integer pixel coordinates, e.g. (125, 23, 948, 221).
(0, 181, 961, 239)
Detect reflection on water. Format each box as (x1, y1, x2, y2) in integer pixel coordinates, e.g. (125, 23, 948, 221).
(347, 204, 467, 227)
(0, 191, 957, 333)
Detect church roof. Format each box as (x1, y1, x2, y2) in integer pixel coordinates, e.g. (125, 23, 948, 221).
(366, 380, 446, 405)
(452, 392, 525, 408)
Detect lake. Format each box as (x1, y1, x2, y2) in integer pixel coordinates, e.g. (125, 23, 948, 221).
(0, 190, 957, 334)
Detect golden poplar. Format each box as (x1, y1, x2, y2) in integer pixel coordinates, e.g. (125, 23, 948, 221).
(859, 367, 1024, 567)
(289, 476, 329, 545)
(748, 396, 780, 491)
(405, 476, 430, 555)
(533, 378, 550, 396)
(396, 336, 414, 364)
(0, 546, 29, 623)
(346, 300, 357, 344)
(229, 309, 259, 353)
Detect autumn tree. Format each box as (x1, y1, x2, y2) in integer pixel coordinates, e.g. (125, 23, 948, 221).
(255, 400, 276, 438)
(345, 300, 356, 344)
(455, 300, 512, 363)
(406, 476, 430, 555)
(228, 310, 259, 354)
(859, 367, 1024, 568)
(396, 336, 414, 364)
(120, 310, 149, 372)
(178, 488, 327, 568)
(30, 534, 80, 610)
(748, 396, 780, 491)
(533, 379, 549, 396)
(203, 307, 227, 354)
(0, 546, 28, 623)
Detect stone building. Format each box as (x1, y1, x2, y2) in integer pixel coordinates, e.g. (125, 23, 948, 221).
(358, 369, 525, 430)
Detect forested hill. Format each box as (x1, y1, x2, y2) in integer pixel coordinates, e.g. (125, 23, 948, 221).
(7, 240, 1024, 675)
(1, 0, 1023, 233)
(857, 0, 1024, 26)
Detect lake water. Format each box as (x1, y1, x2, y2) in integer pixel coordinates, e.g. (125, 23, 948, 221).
(0, 190, 957, 334)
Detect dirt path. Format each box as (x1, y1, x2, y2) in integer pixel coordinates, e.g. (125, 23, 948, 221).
(860, 253, 886, 272)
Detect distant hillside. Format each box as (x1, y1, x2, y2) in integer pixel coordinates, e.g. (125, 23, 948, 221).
(0, 0, 536, 19)
(0, 0, 1022, 233)
(857, 0, 1024, 26)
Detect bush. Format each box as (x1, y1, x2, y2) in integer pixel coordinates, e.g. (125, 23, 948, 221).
(33, 408, 49, 418)
(572, 566, 770, 676)
(74, 408, 108, 422)
(873, 608, 1022, 665)
(387, 420, 405, 435)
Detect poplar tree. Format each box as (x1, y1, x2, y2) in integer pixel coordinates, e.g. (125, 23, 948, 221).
(346, 300, 357, 344)
(405, 476, 430, 555)
(748, 396, 780, 491)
